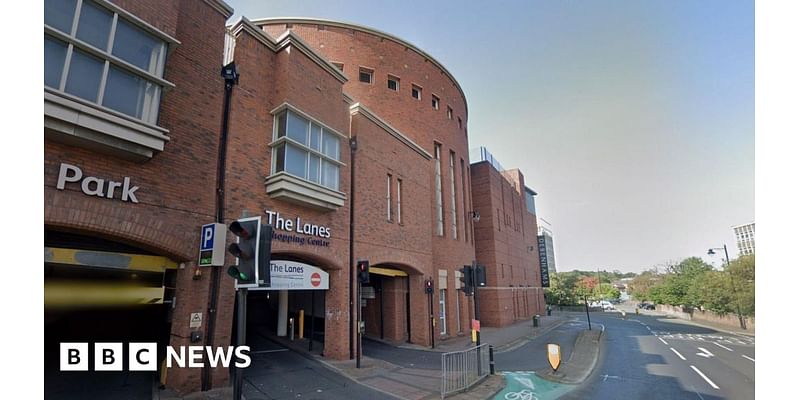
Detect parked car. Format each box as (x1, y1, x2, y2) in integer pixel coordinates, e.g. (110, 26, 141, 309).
(599, 300, 615, 311)
(638, 302, 655, 310)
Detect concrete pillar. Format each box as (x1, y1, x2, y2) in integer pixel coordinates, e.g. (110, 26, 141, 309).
(277, 290, 288, 336)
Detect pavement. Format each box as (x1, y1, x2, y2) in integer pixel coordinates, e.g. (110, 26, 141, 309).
(154, 312, 605, 400)
(319, 314, 570, 400)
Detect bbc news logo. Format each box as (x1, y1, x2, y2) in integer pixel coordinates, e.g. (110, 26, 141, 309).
(60, 343, 251, 371)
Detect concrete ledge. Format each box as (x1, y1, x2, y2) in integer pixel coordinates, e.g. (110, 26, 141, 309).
(537, 329, 604, 385)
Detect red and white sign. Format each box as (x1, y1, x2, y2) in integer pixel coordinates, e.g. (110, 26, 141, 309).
(311, 272, 321, 287)
(255, 260, 329, 291)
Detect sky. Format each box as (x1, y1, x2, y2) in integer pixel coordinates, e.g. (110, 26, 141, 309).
(225, 0, 755, 273)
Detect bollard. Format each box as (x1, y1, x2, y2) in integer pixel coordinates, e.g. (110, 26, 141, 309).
(621, 311, 626, 320)
(489, 345, 496, 375)
(635, 308, 639, 315)
(289, 317, 295, 341)
(533, 315, 540, 328)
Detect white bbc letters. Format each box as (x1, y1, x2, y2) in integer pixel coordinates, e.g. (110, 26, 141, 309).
(129, 343, 158, 371)
(95, 343, 123, 371)
(56, 163, 139, 203)
(60, 343, 88, 371)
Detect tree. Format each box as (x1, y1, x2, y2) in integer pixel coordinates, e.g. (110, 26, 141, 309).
(727, 254, 755, 316)
(629, 269, 661, 301)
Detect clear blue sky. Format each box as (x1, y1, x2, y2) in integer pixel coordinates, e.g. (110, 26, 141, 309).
(226, 0, 754, 273)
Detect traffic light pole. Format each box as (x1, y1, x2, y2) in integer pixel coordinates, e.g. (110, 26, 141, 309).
(356, 279, 362, 368)
(233, 288, 247, 400)
(428, 285, 435, 349)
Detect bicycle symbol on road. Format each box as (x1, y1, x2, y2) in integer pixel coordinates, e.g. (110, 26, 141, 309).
(504, 389, 539, 400)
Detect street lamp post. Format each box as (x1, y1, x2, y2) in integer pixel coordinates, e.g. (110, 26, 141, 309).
(708, 245, 747, 330)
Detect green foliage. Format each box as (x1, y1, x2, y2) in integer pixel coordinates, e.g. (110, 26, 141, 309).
(544, 270, 622, 305)
(636, 255, 755, 317)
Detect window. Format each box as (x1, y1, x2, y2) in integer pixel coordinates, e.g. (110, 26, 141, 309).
(525, 189, 536, 214)
(388, 75, 399, 91)
(397, 178, 403, 224)
(331, 62, 344, 71)
(439, 288, 447, 335)
(359, 67, 373, 84)
(387, 174, 393, 221)
(435, 144, 444, 236)
(412, 84, 422, 100)
(432, 95, 440, 110)
(44, 0, 168, 124)
(449, 151, 458, 239)
(272, 108, 341, 191)
(458, 117, 462, 129)
(460, 158, 468, 242)
(447, 106, 453, 120)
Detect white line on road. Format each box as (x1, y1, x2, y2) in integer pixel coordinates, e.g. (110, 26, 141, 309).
(742, 355, 755, 362)
(659, 337, 669, 345)
(696, 347, 715, 358)
(690, 365, 720, 390)
(671, 347, 687, 360)
(712, 342, 733, 352)
(250, 349, 289, 354)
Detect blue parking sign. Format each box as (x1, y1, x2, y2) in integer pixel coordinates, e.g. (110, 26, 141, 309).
(199, 223, 226, 266)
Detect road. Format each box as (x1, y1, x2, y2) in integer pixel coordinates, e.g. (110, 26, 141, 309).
(242, 328, 389, 400)
(561, 309, 755, 400)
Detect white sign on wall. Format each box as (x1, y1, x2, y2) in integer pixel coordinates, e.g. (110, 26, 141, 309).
(259, 260, 329, 291)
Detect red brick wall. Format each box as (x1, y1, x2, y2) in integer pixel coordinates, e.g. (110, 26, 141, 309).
(470, 162, 546, 327)
(259, 21, 477, 343)
(45, 0, 231, 395)
(224, 27, 353, 361)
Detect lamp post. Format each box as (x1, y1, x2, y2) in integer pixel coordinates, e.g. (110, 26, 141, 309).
(707, 245, 747, 330)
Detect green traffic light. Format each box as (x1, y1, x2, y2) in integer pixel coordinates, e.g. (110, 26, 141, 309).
(227, 266, 249, 281)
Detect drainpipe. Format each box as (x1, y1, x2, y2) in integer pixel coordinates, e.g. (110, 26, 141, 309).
(348, 135, 357, 359)
(202, 62, 238, 392)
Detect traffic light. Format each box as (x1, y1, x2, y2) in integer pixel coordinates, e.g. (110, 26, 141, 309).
(474, 264, 487, 288)
(425, 278, 434, 294)
(226, 217, 272, 287)
(459, 265, 474, 295)
(357, 260, 370, 284)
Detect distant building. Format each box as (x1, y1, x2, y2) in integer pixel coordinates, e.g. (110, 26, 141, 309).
(537, 223, 556, 275)
(733, 222, 755, 256)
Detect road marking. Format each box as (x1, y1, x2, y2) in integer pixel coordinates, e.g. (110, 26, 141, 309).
(659, 337, 668, 345)
(742, 355, 755, 362)
(646, 326, 651, 331)
(670, 348, 687, 360)
(601, 374, 621, 382)
(696, 347, 714, 358)
(690, 365, 719, 390)
(712, 342, 733, 352)
(250, 349, 289, 354)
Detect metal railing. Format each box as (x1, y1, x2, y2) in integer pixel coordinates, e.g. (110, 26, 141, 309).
(441, 343, 490, 398)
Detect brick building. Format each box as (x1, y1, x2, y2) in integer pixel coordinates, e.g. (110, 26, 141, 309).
(44, 4, 547, 397)
(44, 0, 235, 397)
(470, 148, 547, 327)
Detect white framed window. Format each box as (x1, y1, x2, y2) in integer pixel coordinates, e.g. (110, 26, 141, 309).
(44, 0, 170, 125)
(439, 289, 447, 335)
(457, 117, 462, 129)
(397, 178, 403, 224)
(412, 84, 422, 100)
(388, 75, 399, 91)
(432, 95, 440, 110)
(435, 143, 444, 236)
(460, 158, 468, 242)
(359, 67, 373, 84)
(447, 106, 453, 120)
(387, 174, 393, 221)
(272, 108, 342, 191)
(331, 61, 344, 71)
(449, 151, 458, 239)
